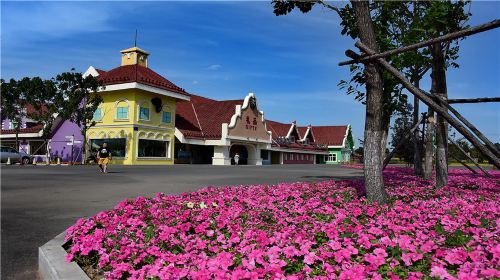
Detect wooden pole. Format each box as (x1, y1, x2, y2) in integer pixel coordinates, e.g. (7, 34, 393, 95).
(449, 152, 478, 175)
(448, 137, 490, 177)
(431, 94, 500, 158)
(383, 116, 425, 169)
(352, 42, 500, 169)
(447, 97, 500, 104)
(339, 19, 500, 66)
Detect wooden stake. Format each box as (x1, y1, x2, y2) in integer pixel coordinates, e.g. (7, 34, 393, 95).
(383, 116, 425, 169)
(353, 42, 500, 169)
(449, 152, 478, 175)
(447, 97, 500, 104)
(339, 19, 500, 66)
(432, 94, 500, 158)
(448, 137, 490, 177)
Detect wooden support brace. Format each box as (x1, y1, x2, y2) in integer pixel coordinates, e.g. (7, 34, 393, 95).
(448, 137, 491, 177)
(353, 42, 500, 169)
(429, 93, 500, 158)
(447, 97, 500, 104)
(339, 19, 500, 66)
(449, 152, 478, 175)
(383, 116, 425, 169)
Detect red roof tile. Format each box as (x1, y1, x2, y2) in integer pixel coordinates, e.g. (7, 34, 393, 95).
(311, 126, 349, 146)
(97, 65, 189, 97)
(0, 124, 43, 135)
(265, 120, 292, 140)
(175, 94, 243, 140)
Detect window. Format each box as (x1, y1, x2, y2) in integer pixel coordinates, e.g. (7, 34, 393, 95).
(90, 138, 127, 157)
(138, 139, 170, 158)
(162, 111, 171, 123)
(139, 103, 150, 120)
(30, 141, 47, 155)
(328, 154, 337, 162)
(116, 107, 128, 119)
(289, 136, 295, 143)
(92, 108, 102, 121)
(115, 100, 129, 120)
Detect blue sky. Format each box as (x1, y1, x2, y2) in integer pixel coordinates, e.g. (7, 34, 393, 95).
(2, 1, 499, 145)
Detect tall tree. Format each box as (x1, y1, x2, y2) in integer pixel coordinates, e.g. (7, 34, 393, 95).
(350, 0, 388, 203)
(25, 77, 64, 163)
(56, 70, 103, 164)
(273, 0, 390, 203)
(1, 79, 28, 151)
(420, 1, 471, 187)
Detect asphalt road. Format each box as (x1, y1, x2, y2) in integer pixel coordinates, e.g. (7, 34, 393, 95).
(1, 164, 362, 280)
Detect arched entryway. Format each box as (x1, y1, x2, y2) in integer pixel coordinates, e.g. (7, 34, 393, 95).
(229, 144, 248, 165)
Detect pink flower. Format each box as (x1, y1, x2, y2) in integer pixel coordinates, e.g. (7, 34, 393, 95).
(430, 266, 450, 279)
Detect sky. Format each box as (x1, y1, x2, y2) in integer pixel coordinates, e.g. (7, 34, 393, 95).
(1, 1, 499, 146)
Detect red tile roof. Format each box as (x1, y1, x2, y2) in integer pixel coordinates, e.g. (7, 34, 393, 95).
(176, 96, 349, 151)
(0, 124, 43, 135)
(311, 126, 349, 146)
(265, 120, 292, 140)
(97, 65, 189, 97)
(175, 94, 243, 139)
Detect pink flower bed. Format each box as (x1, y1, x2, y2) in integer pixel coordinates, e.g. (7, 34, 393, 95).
(66, 168, 500, 279)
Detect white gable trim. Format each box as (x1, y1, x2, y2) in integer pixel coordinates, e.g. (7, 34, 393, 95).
(83, 66, 100, 78)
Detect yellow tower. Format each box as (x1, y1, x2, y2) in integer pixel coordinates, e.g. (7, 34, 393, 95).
(120, 47, 149, 67)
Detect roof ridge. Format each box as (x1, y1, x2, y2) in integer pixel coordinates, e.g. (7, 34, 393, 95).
(191, 102, 205, 139)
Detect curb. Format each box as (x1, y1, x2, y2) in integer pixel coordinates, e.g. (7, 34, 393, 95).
(38, 231, 90, 280)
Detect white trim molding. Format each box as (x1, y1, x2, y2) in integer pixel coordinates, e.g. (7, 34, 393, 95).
(99, 82, 190, 101)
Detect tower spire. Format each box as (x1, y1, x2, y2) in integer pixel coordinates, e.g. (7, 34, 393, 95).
(134, 29, 137, 47)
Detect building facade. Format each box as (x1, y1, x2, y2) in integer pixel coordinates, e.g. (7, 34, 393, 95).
(84, 46, 190, 165)
(1, 46, 353, 165)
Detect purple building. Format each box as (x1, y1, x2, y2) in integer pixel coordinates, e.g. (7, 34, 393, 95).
(0, 107, 84, 163)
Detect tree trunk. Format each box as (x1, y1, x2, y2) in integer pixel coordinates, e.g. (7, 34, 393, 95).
(352, 0, 388, 204)
(15, 130, 19, 151)
(412, 82, 423, 175)
(431, 43, 448, 188)
(423, 108, 434, 180)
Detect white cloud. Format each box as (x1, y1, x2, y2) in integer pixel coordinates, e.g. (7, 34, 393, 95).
(206, 64, 222, 71)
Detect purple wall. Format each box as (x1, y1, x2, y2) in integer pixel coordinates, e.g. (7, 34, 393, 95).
(49, 120, 84, 163)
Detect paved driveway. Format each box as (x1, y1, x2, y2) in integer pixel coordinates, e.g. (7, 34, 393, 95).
(1, 164, 362, 279)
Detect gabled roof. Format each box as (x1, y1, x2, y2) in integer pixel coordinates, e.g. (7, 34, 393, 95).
(311, 126, 349, 146)
(97, 65, 188, 97)
(265, 120, 292, 140)
(175, 94, 244, 140)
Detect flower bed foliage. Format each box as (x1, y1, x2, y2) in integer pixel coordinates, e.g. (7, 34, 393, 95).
(66, 168, 500, 279)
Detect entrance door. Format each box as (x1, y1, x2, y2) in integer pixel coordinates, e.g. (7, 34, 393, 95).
(271, 151, 281, 164)
(229, 145, 248, 165)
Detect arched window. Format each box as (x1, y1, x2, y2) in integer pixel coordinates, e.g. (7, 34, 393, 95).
(162, 105, 172, 124)
(138, 101, 150, 121)
(115, 99, 129, 120)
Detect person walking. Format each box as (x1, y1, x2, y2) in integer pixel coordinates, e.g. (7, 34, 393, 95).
(97, 142, 112, 173)
(234, 153, 240, 165)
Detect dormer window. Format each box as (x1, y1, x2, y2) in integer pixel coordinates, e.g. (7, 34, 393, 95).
(289, 136, 295, 143)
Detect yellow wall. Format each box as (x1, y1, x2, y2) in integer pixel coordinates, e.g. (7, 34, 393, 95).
(87, 88, 177, 165)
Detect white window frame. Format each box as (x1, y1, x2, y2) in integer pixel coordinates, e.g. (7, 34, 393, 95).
(114, 99, 130, 121)
(136, 138, 171, 159)
(327, 153, 337, 162)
